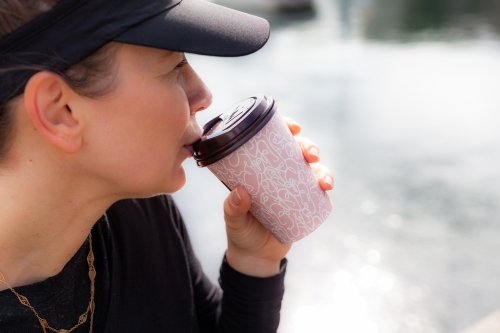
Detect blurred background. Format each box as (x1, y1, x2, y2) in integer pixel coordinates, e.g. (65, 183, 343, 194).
(172, 0, 500, 332)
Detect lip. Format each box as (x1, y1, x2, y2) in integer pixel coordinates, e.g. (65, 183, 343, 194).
(183, 135, 201, 156)
(184, 144, 194, 156)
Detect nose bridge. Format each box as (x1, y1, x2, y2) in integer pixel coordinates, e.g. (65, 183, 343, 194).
(185, 66, 212, 113)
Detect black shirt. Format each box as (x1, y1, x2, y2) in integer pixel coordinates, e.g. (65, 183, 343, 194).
(0, 195, 286, 332)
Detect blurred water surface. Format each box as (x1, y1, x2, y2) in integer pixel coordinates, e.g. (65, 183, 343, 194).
(172, 0, 500, 332)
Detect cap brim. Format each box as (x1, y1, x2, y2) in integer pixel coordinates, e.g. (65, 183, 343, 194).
(114, 0, 270, 57)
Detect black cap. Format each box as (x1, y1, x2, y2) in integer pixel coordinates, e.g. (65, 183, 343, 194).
(0, 0, 270, 102)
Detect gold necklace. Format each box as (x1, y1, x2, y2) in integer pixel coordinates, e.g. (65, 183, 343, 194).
(0, 234, 96, 333)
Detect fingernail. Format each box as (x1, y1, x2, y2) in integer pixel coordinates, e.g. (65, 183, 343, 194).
(324, 175, 333, 187)
(308, 147, 319, 158)
(231, 188, 241, 206)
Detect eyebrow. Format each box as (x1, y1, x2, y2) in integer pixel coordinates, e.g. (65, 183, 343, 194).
(158, 49, 174, 60)
(144, 50, 183, 78)
(157, 50, 184, 63)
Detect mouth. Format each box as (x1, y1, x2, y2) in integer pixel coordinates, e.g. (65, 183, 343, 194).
(183, 136, 201, 157)
(184, 144, 195, 156)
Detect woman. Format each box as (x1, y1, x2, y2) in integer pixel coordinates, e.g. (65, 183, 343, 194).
(0, 0, 334, 332)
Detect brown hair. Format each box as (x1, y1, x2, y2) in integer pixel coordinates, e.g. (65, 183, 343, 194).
(0, 0, 120, 163)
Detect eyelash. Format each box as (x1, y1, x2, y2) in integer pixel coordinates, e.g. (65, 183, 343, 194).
(175, 59, 188, 69)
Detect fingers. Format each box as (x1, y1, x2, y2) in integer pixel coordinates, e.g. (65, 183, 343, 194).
(223, 186, 252, 229)
(311, 163, 334, 191)
(283, 116, 301, 136)
(295, 136, 320, 163)
(282, 117, 332, 190)
(283, 117, 321, 163)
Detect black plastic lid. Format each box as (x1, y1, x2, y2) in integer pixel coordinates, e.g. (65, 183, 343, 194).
(193, 94, 277, 167)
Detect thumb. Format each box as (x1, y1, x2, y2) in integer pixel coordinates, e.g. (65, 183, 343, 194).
(223, 186, 252, 228)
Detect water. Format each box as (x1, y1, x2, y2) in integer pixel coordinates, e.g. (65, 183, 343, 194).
(172, 0, 500, 332)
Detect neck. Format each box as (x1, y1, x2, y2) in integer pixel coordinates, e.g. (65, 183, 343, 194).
(0, 162, 117, 290)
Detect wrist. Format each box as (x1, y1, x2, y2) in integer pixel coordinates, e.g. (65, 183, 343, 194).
(225, 250, 281, 278)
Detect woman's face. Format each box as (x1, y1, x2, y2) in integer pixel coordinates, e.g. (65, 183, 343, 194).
(78, 44, 212, 197)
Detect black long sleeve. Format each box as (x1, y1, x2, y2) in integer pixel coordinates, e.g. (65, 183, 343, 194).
(217, 257, 286, 333)
(160, 195, 287, 333)
(105, 195, 286, 332)
(0, 195, 286, 333)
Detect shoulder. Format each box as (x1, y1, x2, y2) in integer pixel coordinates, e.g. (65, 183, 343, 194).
(94, 196, 202, 331)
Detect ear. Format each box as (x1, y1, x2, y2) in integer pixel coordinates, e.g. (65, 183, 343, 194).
(23, 71, 83, 153)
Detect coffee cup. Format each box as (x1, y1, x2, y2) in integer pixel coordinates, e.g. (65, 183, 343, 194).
(193, 94, 332, 244)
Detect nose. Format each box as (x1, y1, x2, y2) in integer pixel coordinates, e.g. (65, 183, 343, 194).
(184, 66, 213, 114)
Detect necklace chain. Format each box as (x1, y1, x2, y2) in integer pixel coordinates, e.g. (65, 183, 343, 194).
(0, 234, 95, 333)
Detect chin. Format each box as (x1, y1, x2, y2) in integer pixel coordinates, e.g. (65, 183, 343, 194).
(163, 167, 187, 194)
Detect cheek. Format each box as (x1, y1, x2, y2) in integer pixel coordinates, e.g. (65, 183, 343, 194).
(157, 98, 192, 146)
(81, 78, 191, 193)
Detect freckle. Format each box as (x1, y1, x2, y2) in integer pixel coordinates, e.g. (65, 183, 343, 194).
(29, 159, 32, 162)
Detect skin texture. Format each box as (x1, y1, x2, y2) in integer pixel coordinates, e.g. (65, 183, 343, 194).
(0, 44, 334, 290)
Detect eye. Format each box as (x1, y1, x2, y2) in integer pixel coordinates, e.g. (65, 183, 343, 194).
(175, 58, 188, 70)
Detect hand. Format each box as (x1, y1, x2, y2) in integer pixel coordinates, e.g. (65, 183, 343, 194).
(223, 117, 334, 277)
(284, 117, 334, 191)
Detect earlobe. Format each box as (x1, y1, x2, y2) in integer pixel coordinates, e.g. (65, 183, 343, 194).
(24, 71, 83, 153)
